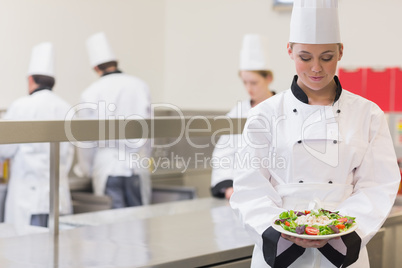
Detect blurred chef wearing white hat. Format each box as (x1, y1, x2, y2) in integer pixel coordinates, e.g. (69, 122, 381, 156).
(210, 34, 275, 200)
(77, 32, 151, 208)
(230, 0, 400, 267)
(0, 42, 74, 227)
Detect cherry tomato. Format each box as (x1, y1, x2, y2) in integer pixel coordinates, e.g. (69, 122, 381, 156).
(305, 210, 311, 214)
(285, 221, 290, 226)
(338, 218, 348, 223)
(336, 224, 346, 229)
(305, 227, 319, 235)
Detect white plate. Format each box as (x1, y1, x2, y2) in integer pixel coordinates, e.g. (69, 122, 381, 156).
(271, 218, 358, 240)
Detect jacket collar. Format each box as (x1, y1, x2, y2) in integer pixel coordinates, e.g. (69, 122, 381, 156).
(290, 75, 342, 104)
(30, 87, 52, 95)
(101, 69, 122, 77)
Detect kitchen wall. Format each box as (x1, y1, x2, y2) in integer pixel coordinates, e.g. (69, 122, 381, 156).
(0, 0, 401, 113)
(164, 0, 402, 111)
(0, 0, 165, 109)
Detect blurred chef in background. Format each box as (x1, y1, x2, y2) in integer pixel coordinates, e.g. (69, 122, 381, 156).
(77, 32, 151, 208)
(0, 42, 74, 227)
(210, 34, 275, 199)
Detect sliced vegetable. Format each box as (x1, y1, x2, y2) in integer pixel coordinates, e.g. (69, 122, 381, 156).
(295, 225, 305, 234)
(336, 224, 346, 229)
(319, 225, 334, 235)
(275, 219, 288, 224)
(338, 218, 348, 223)
(328, 225, 340, 234)
(288, 210, 297, 220)
(305, 226, 319, 235)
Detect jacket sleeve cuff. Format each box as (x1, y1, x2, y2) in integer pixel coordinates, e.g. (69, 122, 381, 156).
(210, 179, 233, 198)
(318, 231, 361, 268)
(262, 226, 305, 268)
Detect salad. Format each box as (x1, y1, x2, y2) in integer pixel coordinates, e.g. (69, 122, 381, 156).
(274, 208, 356, 236)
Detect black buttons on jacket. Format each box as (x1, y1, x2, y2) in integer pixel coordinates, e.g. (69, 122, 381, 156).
(297, 140, 302, 144)
(328, 181, 333, 184)
(336, 109, 341, 113)
(333, 140, 338, 144)
(293, 109, 297, 113)
(299, 180, 303, 183)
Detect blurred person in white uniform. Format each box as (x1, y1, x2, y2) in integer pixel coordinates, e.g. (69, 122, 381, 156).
(230, 1, 400, 267)
(210, 34, 275, 199)
(0, 42, 74, 227)
(77, 32, 151, 208)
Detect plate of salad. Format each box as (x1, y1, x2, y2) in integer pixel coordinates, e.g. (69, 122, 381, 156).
(272, 208, 357, 240)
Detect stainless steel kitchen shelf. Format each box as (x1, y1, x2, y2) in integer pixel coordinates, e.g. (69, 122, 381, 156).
(0, 117, 246, 144)
(0, 117, 246, 235)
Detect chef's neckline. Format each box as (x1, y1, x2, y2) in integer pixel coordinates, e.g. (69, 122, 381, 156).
(30, 86, 52, 95)
(101, 69, 122, 77)
(291, 75, 342, 105)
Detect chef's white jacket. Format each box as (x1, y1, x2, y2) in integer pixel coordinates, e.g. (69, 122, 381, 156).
(77, 72, 151, 205)
(210, 100, 251, 197)
(0, 89, 74, 225)
(230, 76, 400, 267)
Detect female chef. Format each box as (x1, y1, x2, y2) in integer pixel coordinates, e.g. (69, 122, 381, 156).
(211, 34, 275, 199)
(230, 0, 400, 267)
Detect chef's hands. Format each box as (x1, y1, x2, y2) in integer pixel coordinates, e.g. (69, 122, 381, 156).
(225, 187, 234, 200)
(281, 233, 329, 248)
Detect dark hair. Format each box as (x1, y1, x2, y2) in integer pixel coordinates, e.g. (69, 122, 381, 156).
(97, 61, 118, 71)
(32, 75, 55, 89)
(253, 70, 273, 79)
(239, 70, 273, 79)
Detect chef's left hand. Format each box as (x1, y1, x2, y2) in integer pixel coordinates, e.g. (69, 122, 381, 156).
(225, 187, 234, 200)
(281, 233, 329, 248)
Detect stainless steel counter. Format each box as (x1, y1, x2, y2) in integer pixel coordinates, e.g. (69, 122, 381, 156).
(0, 197, 402, 267)
(60, 197, 228, 227)
(0, 223, 47, 238)
(382, 200, 402, 268)
(0, 198, 253, 268)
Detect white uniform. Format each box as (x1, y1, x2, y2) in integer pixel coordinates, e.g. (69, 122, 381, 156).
(211, 32, 272, 198)
(78, 72, 152, 205)
(230, 77, 400, 267)
(210, 100, 251, 197)
(0, 90, 74, 225)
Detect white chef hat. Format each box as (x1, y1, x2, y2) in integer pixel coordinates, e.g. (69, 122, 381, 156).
(289, 0, 341, 44)
(27, 42, 55, 77)
(239, 34, 270, 71)
(86, 32, 117, 68)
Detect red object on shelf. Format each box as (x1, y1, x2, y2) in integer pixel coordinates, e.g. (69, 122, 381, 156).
(392, 68, 402, 112)
(338, 68, 366, 97)
(339, 66, 402, 112)
(398, 159, 402, 195)
(366, 68, 391, 112)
